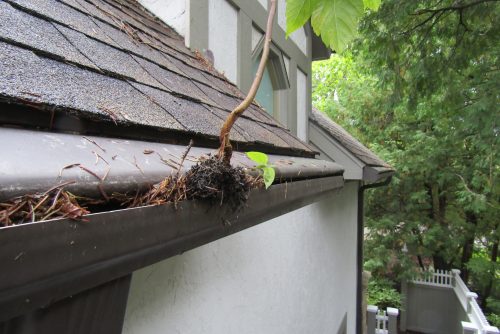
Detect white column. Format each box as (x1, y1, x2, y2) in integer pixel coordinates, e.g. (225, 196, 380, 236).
(466, 292, 478, 314)
(462, 321, 479, 334)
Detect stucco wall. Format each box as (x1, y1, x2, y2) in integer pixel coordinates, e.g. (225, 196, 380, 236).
(138, 0, 186, 37)
(123, 181, 359, 334)
(208, 0, 238, 83)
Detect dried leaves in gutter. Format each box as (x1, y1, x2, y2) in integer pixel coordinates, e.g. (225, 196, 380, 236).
(0, 182, 90, 227)
(0, 142, 263, 226)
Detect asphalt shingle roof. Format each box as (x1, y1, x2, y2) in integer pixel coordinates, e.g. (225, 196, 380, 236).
(310, 108, 392, 168)
(0, 0, 314, 156)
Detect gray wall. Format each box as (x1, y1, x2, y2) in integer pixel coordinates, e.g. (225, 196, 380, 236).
(123, 182, 360, 333)
(404, 284, 467, 334)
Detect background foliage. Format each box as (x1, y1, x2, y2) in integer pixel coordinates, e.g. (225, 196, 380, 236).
(312, 0, 499, 324)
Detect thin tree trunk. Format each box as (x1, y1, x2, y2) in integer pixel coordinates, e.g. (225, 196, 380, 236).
(429, 183, 450, 270)
(460, 211, 477, 283)
(217, 0, 277, 164)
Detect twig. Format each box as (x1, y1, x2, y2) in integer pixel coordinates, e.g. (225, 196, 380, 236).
(59, 163, 81, 177)
(82, 136, 106, 152)
(102, 166, 111, 181)
(98, 183, 110, 201)
(133, 156, 145, 175)
(43, 180, 76, 195)
(176, 140, 194, 179)
(92, 150, 109, 165)
(98, 106, 120, 125)
(79, 165, 103, 181)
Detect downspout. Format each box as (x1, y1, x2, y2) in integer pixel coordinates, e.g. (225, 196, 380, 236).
(356, 176, 392, 334)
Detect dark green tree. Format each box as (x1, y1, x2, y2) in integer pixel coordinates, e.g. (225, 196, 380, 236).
(313, 0, 499, 319)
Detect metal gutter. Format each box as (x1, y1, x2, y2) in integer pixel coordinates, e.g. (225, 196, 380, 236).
(355, 176, 393, 334)
(0, 174, 343, 321)
(0, 127, 343, 201)
(363, 166, 395, 183)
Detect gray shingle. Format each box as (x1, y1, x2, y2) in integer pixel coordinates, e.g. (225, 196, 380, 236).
(131, 56, 211, 104)
(55, 24, 163, 88)
(0, 2, 97, 69)
(129, 82, 238, 139)
(0, 0, 316, 157)
(0, 42, 183, 130)
(6, 0, 119, 48)
(310, 108, 390, 167)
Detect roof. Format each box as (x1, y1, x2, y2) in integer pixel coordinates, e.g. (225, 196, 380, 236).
(0, 0, 314, 157)
(310, 108, 391, 169)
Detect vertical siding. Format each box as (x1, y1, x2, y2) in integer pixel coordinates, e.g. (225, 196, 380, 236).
(277, 0, 308, 55)
(296, 68, 308, 140)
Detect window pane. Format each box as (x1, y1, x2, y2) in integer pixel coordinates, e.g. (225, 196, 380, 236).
(252, 60, 274, 116)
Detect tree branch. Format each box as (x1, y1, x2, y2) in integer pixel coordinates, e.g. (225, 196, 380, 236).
(414, 0, 499, 15)
(404, 0, 499, 35)
(217, 0, 277, 164)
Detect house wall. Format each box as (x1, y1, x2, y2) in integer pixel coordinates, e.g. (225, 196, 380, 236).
(138, 0, 186, 38)
(123, 181, 360, 334)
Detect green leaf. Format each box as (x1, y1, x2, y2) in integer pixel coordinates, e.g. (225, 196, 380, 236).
(262, 166, 276, 189)
(246, 151, 268, 166)
(311, 0, 364, 52)
(363, 0, 381, 10)
(286, 0, 316, 36)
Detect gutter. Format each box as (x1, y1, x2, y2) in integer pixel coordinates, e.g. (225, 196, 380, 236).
(356, 176, 393, 334)
(0, 127, 342, 201)
(0, 133, 344, 321)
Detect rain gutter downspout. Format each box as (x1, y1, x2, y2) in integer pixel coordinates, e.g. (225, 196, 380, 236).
(356, 176, 393, 334)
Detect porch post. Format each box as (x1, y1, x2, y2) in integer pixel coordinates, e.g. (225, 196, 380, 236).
(451, 269, 461, 287)
(366, 305, 378, 334)
(400, 279, 408, 331)
(466, 292, 478, 314)
(387, 307, 399, 334)
(462, 321, 479, 334)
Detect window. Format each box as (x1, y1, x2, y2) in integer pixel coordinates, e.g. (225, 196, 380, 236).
(251, 34, 290, 119)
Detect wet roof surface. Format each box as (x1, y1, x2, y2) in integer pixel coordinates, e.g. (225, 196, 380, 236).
(0, 0, 315, 157)
(310, 108, 392, 168)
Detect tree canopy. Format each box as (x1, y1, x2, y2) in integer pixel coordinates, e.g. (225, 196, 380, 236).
(312, 0, 499, 323)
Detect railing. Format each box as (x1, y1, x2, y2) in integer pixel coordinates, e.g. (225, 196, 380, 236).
(408, 269, 499, 334)
(367, 305, 398, 334)
(412, 268, 453, 287)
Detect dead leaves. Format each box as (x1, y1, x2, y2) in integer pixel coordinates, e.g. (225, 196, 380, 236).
(0, 183, 90, 227)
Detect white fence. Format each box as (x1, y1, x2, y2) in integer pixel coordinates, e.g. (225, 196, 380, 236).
(404, 269, 499, 334)
(412, 268, 453, 287)
(367, 305, 398, 334)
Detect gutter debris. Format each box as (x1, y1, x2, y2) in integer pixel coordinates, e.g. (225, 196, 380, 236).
(0, 142, 263, 227)
(0, 182, 90, 226)
(0, 128, 344, 227)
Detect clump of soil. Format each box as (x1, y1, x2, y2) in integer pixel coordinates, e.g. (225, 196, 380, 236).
(0, 183, 90, 227)
(185, 156, 260, 210)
